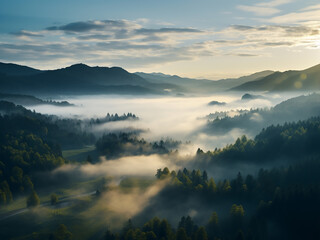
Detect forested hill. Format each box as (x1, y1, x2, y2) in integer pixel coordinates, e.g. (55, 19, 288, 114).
(203, 93, 320, 136)
(230, 63, 320, 92)
(0, 93, 73, 106)
(0, 101, 97, 206)
(198, 116, 320, 165)
(0, 101, 95, 149)
(0, 103, 66, 205)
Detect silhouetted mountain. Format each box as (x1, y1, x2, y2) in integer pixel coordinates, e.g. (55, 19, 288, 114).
(231, 63, 320, 92)
(0, 62, 42, 76)
(0, 93, 73, 106)
(136, 70, 274, 93)
(0, 63, 164, 95)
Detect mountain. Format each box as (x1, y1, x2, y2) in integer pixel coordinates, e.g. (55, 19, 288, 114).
(136, 70, 274, 93)
(0, 62, 42, 76)
(0, 93, 73, 106)
(0, 62, 274, 96)
(230, 63, 320, 92)
(0, 63, 165, 95)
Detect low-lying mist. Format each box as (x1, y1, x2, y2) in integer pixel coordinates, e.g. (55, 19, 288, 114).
(28, 92, 303, 152)
(54, 154, 179, 178)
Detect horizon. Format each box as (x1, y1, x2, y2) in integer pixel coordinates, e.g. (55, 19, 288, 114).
(1, 0, 320, 79)
(1, 60, 319, 81)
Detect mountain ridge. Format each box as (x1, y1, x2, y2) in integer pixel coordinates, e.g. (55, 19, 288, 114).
(230, 63, 320, 92)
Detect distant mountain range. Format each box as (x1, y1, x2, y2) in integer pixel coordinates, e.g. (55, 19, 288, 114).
(0, 62, 163, 95)
(231, 64, 320, 92)
(0, 62, 319, 96)
(135, 70, 274, 93)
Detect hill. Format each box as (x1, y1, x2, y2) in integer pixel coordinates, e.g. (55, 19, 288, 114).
(199, 115, 320, 165)
(203, 93, 320, 136)
(231, 63, 320, 92)
(136, 70, 274, 93)
(0, 93, 73, 106)
(0, 62, 42, 76)
(0, 63, 165, 95)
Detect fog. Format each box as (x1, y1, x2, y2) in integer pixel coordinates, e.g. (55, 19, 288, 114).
(54, 154, 179, 178)
(28, 92, 303, 152)
(86, 179, 169, 229)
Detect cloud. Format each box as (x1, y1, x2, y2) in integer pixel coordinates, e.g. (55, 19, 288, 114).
(47, 20, 135, 33)
(237, 5, 280, 16)
(237, 0, 293, 16)
(258, 0, 294, 8)
(47, 20, 204, 43)
(301, 4, 320, 11)
(10, 30, 44, 38)
(230, 25, 255, 31)
(229, 24, 319, 37)
(268, 5, 320, 24)
(136, 27, 202, 35)
(234, 53, 258, 57)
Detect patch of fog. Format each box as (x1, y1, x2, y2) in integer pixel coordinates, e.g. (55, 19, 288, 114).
(191, 128, 251, 152)
(250, 112, 263, 122)
(54, 154, 179, 178)
(84, 179, 169, 229)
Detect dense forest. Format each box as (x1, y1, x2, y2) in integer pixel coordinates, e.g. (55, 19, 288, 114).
(197, 116, 320, 165)
(103, 159, 320, 240)
(96, 133, 181, 158)
(203, 93, 320, 136)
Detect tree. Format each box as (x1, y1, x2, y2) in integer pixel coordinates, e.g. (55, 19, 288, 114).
(86, 155, 93, 164)
(146, 231, 157, 240)
(104, 229, 117, 240)
(159, 219, 171, 240)
(202, 170, 208, 182)
(176, 228, 188, 240)
(207, 212, 219, 239)
(207, 178, 217, 192)
(195, 227, 208, 240)
(54, 224, 72, 240)
(27, 190, 40, 207)
(230, 204, 245, 231)
(51, 193, 58, 205)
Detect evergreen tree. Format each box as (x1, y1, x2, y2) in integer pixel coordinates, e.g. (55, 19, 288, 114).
(26, 190, 40, 207)
(195, 227, 208, 240)
(54, 224, 72, 240)
(158, 219, 171, 240)
(176, 228, 188, 240)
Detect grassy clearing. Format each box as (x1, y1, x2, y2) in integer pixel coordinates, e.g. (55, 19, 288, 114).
(62, 145, 96, 158)
(119, 176, 156, 190)
(62, 145, 100, 163)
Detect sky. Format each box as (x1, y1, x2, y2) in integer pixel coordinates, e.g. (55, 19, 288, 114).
(0, 0, 320, 79)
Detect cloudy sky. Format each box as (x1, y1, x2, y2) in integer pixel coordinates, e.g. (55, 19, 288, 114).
(1, 0, 320, 78)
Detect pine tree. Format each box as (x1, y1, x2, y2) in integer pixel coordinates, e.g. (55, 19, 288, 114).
(26, 190, 40, 207)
